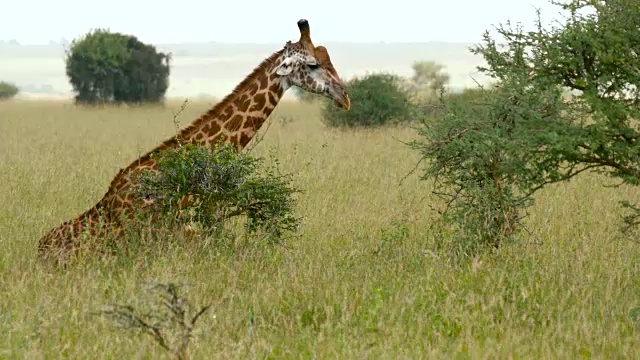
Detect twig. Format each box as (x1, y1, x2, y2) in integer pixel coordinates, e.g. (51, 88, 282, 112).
(97, 282, 212, 360)
(172, 99, 190, 145)
(399, 156, 426, 185)
(245, 116, 274, 154)
(431, 127, 479, 147)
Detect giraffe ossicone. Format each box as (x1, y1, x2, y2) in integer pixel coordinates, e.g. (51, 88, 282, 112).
(37, 19, 351, 263)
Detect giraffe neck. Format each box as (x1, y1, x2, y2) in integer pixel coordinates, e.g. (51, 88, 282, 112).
(176, 50, 288, 150)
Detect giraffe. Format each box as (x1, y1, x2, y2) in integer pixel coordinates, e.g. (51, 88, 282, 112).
(37, 19, 350, 261)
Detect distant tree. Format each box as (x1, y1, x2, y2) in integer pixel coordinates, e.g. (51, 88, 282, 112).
(403, 61, 450, 103)
(65, 29, 170, 105)
(0, 81, 19, 100)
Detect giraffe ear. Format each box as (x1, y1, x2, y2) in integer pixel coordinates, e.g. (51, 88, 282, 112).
(275, 57, 294, 76)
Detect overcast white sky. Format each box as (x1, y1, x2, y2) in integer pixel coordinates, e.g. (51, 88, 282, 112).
(3, 0, 565, 44)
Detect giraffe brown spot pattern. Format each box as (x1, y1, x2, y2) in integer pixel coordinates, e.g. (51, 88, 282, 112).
(236, 94, 251, 112)
(250, 93, 266, 112)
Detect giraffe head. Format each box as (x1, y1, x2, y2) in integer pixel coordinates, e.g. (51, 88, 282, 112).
(274, 19, 351, 110)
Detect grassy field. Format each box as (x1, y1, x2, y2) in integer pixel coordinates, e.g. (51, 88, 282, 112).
(0, 99, 639, 359)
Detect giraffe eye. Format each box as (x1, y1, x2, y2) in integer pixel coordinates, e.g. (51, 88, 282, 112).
(307, 63, 320, 70)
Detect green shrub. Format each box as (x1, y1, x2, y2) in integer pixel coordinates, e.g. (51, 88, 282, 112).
(321, 73, 414, 128)
(134, 143, 300, 242)
(412, 83, 542, 256)
(0, 81, 19, 99)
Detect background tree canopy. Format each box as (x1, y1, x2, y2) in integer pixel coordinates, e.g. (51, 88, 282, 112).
(65, 29, 171, 105)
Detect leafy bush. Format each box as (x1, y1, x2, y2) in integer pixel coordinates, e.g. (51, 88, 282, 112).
(412, 0, 640, 255)
(134, 143, 300, 242)
(322, 73, 414, 128)
(412, 83, 549, 255)
(0, 81, 19, 99)
(65, 29, 170, 105)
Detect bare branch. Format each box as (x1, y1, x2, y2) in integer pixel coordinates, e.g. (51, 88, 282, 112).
(97, 282, 212, 360)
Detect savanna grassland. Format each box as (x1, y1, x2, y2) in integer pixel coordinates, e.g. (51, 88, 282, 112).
(1, 99, 639, 359)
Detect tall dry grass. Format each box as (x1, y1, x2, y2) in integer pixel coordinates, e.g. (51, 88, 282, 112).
(0, 99, 638, 358)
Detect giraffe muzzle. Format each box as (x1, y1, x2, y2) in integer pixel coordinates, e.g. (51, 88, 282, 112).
(330, 88, 351, 110)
